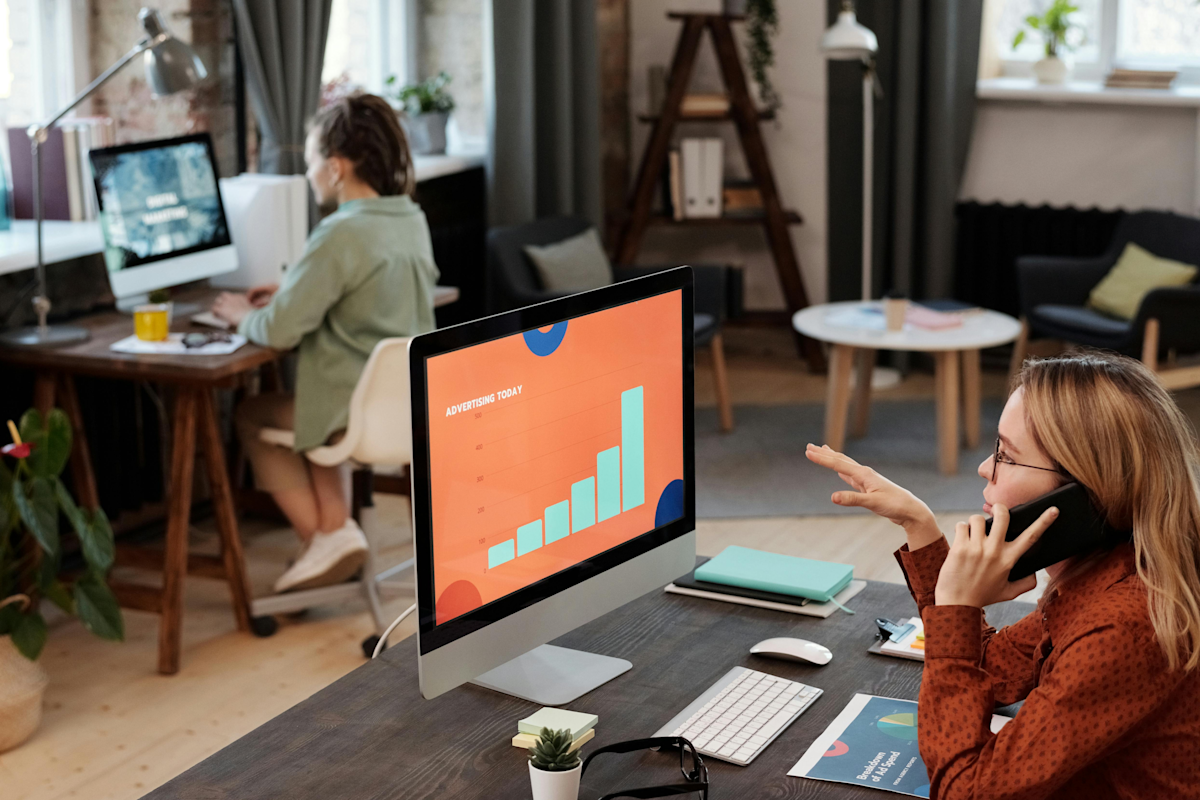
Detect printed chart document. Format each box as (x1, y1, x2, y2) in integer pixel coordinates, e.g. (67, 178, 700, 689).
(789, 694, 1012, 797)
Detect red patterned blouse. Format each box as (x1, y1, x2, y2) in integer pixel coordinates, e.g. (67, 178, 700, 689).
(895, 538, 1200, 799)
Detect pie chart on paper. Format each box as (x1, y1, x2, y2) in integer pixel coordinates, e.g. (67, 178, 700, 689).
(876, 712, 918, 741)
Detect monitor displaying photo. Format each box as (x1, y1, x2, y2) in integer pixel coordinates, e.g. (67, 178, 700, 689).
(89, 134, 232, 275)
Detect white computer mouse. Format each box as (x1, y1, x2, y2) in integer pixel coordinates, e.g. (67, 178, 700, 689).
(749, 637, 833, 665)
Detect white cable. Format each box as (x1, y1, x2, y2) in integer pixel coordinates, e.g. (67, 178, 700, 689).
(372, 602, 416, 659)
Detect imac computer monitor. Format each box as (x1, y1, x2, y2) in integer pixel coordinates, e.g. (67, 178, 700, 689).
(89, 133, 237, 303)
(409, 267, 696, 704)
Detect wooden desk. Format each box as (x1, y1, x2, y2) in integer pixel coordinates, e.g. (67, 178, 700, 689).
(145, 577, 1032, 799)
(0, 289, 279, 675)
(0, 286, 460, 675)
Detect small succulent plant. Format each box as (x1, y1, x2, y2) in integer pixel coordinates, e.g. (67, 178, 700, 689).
(528, 727, 581, 772)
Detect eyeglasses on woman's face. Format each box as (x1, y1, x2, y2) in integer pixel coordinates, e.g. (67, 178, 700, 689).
(990, 436, 1064, 484)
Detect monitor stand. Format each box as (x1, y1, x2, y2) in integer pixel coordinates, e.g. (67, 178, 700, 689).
(471, 644, 632, 706)
(115, 294, 202, 317)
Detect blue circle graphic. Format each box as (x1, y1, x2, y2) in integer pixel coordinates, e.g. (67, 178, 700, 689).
(655, 479, 685, 527)
(523, 322, 568, 356)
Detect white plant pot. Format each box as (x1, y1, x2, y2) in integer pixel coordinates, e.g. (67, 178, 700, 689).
(1033, 56, 1068, 84)
(401, 111, 449, 156)
(0, 634, 49, 753)
(529, 761, 582, 800)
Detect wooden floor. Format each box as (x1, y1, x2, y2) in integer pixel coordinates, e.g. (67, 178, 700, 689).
(0, 330, 1122, 799)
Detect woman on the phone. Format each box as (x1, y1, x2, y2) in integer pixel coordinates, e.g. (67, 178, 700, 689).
(807, 351, 1200, 798)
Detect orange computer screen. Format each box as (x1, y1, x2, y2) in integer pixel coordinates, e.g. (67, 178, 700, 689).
(426, 289, 685, 626)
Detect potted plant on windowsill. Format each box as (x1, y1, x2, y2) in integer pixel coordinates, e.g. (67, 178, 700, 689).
(528, 727, 583, 800)
(1012, 0, 1083, 85)
(0, 411, 123, 752)
(385, 71, 456, 156)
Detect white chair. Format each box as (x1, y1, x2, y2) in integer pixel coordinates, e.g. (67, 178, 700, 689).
(248, 337, 416, 657)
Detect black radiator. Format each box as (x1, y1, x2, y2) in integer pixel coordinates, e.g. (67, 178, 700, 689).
(954, 202, 1124, 317)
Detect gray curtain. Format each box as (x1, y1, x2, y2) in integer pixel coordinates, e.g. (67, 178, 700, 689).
(233, 0, 333, 175)
(486, 0, 601, 227)
(827, 0, 982, 301)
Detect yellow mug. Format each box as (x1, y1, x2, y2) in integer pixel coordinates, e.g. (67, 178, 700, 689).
(133, 304, 170, 342)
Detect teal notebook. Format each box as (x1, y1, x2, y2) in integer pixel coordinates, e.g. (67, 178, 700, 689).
(693, 546, 854, 602)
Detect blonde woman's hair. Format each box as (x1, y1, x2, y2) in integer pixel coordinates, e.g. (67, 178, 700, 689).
(1019, 351, 1200, 671)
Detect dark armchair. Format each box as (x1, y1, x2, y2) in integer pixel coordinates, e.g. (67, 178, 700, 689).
(1011, 210, 1200, 389)
(487, 216, 743, 431)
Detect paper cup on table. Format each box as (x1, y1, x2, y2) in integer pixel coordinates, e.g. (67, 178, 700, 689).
(883, 298, 907, 332)
(133, 304, 170, 342)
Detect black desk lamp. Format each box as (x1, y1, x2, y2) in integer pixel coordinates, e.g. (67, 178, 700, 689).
(0, 7, 207, 348)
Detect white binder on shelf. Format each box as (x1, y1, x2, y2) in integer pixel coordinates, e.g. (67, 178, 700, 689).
(682, 137, 723, 219)
(681, 138, 703, 219)
(702, 138, 723, 218)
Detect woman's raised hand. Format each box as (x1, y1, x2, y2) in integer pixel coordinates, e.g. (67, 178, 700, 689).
(934, 504, 1057, 607)
(805, 443, 941, 548)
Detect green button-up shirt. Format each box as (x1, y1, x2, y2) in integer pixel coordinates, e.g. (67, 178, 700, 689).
(239, 195, 439, 451)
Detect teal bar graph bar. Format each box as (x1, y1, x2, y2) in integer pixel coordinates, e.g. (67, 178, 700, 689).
(487, 539, 514, 569)
(622, 386, 645, 510)
(545, 500, 570, 544)
(597, 446, 620, 522)
(572, 477, 596, 532)
(516, 520, 543, 556)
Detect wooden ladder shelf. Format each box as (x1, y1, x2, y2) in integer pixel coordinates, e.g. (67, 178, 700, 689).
(614, 11, 823, 371)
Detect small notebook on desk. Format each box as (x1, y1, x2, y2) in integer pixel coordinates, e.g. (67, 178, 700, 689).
(867, 617, 925, 662)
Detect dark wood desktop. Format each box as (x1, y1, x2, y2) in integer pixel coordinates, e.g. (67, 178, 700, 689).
(144, 574, 1032, 799)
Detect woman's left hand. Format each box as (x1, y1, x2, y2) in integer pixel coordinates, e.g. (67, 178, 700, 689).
(934, 504, 1059, 607)
(212, 292, 253, 326)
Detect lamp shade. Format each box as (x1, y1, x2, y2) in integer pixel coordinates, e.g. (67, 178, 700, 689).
(139, 8, 207, 96)
(820, 4, 878, 61)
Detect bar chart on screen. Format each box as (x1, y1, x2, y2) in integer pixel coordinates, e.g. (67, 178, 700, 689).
(425, 291, 685, 624)
(485, 385, 645, 570)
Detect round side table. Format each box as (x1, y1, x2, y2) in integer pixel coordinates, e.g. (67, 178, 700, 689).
(793, 302, 1022, 475)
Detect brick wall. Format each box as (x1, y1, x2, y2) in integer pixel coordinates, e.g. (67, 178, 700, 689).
(87, 0, 241, 177)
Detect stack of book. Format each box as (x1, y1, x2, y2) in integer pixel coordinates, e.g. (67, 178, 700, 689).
(663, 137, 723, 221)
(722, 180, 762, 217)
(679, 93, 730, 116)
(8, 117, 116, 221)
(511, 707, 598, 752)
(665, 550, 867, 619)
(1104, 69, 1177, 90)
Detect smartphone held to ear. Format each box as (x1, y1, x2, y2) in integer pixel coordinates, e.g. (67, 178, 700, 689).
(985, 482, 1131, 581)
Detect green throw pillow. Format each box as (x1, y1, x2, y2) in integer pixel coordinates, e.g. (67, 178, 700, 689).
(1087, 242, 1198, 320)
(524, 228, 613, 292)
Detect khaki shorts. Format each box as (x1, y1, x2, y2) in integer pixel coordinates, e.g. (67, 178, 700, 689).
(235, 393, 313, 492)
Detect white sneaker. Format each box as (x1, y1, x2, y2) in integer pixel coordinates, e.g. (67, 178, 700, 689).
(273, 519, 368, 593)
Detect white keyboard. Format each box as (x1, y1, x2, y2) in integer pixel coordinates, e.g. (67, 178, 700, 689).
(653, 666, 822, 766)
(191, 311, 231, 330)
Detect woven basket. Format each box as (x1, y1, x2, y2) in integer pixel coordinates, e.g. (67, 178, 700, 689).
(0, 625, 50, 752)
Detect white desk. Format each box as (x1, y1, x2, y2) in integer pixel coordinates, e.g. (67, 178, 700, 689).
(0, 220, 104, 277)
(0, 153, 485, 280)
(793, 301, 1022, 475)
(411, 151, 485, 183)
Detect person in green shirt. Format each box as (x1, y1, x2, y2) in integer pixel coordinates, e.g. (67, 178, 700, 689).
(212, 93, 438, 593)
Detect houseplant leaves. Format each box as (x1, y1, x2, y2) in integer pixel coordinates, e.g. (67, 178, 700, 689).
(73, 573, 124, 642)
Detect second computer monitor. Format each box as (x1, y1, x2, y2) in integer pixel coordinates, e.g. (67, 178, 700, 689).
(89, 133, 237, 301)
(409, 267, 696, 702)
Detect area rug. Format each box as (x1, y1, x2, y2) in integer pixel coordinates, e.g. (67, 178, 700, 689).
(694, 399, 1004, 518)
